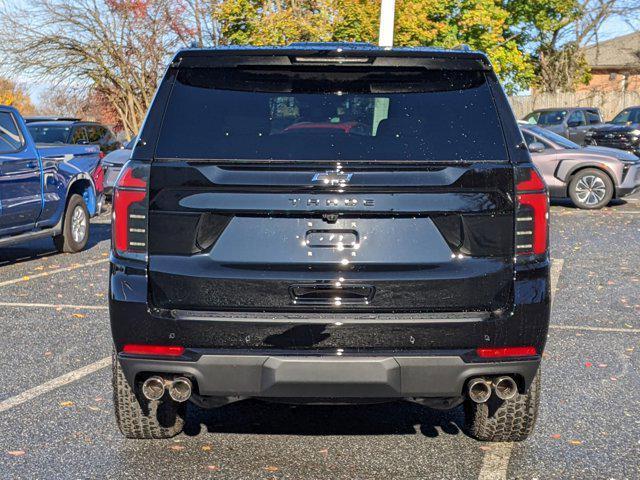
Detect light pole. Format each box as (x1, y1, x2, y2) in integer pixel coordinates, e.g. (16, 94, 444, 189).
(378, 0, 396, 47)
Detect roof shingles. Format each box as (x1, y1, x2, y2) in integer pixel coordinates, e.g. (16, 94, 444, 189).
(584, 31, 640, 70)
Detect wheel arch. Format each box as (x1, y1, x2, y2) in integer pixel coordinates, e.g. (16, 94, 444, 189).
(561, 164, 617, 198)
(67, 174, 98, 216)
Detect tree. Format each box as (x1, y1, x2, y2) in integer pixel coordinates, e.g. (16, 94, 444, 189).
(214, 0, 534, 92)
(0, 77, 35, 115)
(215, 0, 334, 45)
(506, 0, 640, 92)
(37, 86, 122, 131)
(0, 0, 191, 136)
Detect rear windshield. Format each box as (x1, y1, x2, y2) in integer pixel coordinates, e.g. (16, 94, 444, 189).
(28, 125, 71, 144)
(156, 67, 507, 161)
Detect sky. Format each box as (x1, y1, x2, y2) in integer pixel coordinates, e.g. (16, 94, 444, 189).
(8, 3, 639, 107)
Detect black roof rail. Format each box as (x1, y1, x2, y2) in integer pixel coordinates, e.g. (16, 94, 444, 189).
(453, 44, 472, 52)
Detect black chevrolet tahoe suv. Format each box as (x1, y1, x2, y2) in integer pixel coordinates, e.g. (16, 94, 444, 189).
(110, 44, 550, 442)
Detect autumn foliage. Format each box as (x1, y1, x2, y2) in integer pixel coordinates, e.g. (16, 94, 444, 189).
(1, 0, 637, 132)
(0, 78, 35, 116)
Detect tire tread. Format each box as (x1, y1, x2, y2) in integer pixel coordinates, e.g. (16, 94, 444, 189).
(112, 349, 184, 439)
(465, 369, 541, 442)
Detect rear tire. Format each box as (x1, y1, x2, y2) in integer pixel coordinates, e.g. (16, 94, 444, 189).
(464, 368, 541, 442)
(112, 349, 185, 439)
(53, 194, 90, 253)
(568, 168, 613, 209)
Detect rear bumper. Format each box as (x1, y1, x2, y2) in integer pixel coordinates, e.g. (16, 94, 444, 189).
(110, 256, 549, 400)
(118, 352, 540, 399)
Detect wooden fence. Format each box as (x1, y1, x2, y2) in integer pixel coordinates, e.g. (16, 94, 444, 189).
(508, 91, 640, 120)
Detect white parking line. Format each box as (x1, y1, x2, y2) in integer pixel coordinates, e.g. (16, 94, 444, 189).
(0, 357, 110, 414)
(550, 259, 564, 304)
(0, 258, 108, 288)
(0, 302, 108, 310)
(549, 324, 640, 334)
(477, 443, 515, 480)
(477, 258, 564, 480)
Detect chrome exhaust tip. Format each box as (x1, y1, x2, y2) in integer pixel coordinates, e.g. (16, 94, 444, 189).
(468, 378, 492, 403)
(168, 377, 192, 403)
(141, 376, 166, 401)
(493, 376, 518, 401)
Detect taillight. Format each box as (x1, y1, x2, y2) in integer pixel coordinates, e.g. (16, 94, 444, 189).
(515, 167, 548, 257)
(112, 161, 149, 259)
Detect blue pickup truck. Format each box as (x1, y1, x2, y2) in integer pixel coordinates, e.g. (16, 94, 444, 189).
(0, 106, 104, 253)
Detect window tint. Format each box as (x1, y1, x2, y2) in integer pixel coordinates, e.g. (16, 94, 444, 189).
(27, 125, 70, 143)
(586, 111, 601, 124)
(522, 132, 536, 146)
(527, 125, 579, 149)
(526, 110, 566, 126)
(70, 127, 88, 144)
(611, 108, 640, 124)
(85, 125, 104, 143)
(0, 112, 24, 153)
(567, 110, 586, 126)
(156, 67, 508, 162)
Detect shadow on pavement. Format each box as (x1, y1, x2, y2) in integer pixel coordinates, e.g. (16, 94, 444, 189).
(550, 198, 627, 209)
(0, 222, 111, 266)
(184, 399, 465, 439)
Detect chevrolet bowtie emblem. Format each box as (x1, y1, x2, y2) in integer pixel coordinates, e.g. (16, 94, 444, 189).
(312, 170, 353, 185)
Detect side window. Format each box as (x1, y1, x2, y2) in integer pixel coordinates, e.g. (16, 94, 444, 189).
(85, 125, 103, 143)
(522, 132, 536, 146)
(99, 126, 112, 142)
(0, 112, 24, 153)
(567, 110, 586, 126)
(70, 127, 88, 144)
(586, 111, 601, 125)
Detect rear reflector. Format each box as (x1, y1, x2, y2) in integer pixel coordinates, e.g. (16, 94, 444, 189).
(477, 346, 537, 358)
(123, 344, 185, 357)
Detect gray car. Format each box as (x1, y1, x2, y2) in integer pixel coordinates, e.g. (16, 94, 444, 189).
(521, 124, 640, 208)
(522, 107, 602, 145)
(102, 138, 135, 195)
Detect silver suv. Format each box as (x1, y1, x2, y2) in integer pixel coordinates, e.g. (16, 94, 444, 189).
(521, 123, 640, 209)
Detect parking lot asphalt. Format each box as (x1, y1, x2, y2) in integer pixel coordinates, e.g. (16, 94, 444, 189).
(0, 195, 638, 480)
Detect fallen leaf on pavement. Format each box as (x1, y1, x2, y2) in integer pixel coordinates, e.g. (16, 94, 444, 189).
(201, 445, 212, 452)
(72, 313, 86, 318)
(169, 445, 185, 451)
(584, 362, 592, 367)
(264, 466, 279, 472)
(59, 401, 74, 407)
(569, 440, 582, 446)
(207, 465, 221, 471)
(7, 450, 25, 457)
(550, 434, 561, 439)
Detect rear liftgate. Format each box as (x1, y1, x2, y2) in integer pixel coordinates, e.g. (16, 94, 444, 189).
(145, 162, 516, 314)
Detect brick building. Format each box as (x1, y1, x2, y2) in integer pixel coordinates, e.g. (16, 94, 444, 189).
(579, 32, 640, 92)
